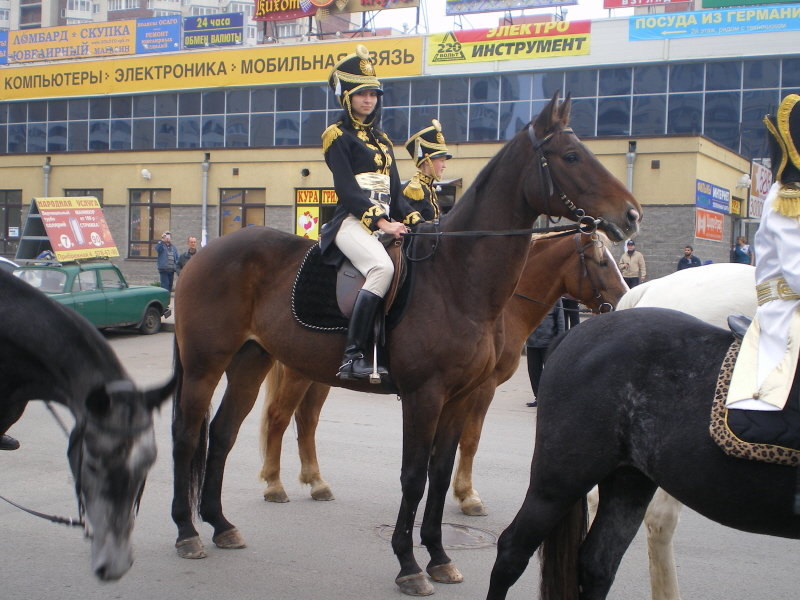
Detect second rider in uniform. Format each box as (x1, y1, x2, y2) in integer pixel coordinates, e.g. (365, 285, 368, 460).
(402, 119, 452, 221)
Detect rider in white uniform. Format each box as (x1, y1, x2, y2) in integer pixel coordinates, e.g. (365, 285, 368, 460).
(728, 94, 800, 412)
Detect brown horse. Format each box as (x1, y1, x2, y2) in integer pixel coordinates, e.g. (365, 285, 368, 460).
(257, 232, 629, 514)
(171, 92, 641, 596)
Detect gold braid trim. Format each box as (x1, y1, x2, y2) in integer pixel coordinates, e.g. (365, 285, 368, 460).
(403, 211, 423, 226)
(775, 183, 800, 217)
(321, 124, 342, 154)
(403, 172, 425, 201)
(360, 204, 387, 232)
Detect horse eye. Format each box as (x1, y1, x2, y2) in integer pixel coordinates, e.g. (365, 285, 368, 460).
(563, 152, 580, 163)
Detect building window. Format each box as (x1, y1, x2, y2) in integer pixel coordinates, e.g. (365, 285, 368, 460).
(64, 188, 104, 205)
(0, 190, 23, 256)
(129, 189, 171, 258)
(220, 189, 265, 236)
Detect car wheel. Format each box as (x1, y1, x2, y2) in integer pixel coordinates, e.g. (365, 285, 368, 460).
(139, 306, 162, 335)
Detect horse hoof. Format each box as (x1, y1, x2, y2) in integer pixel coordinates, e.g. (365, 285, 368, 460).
(263, 488, 290, 503)
(213, 528, 246, 549)
(395, 572, 435, 596)
(175, 536, 207, 559)
(459, 497, 488, 517)
(426, 562, 463, 584)
(310, 484, 334, 501)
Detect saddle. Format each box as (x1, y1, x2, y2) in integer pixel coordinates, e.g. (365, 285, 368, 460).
(291, 235, 409, 333)
(709, 339, 800, 466)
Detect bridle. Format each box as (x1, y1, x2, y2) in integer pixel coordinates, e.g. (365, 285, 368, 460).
(512, 232, 616, 315)
(573, 233, 615, 314)
(405, 122, 599, 262)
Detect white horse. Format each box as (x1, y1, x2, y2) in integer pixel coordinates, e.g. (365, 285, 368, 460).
(592, 262, 756, 600)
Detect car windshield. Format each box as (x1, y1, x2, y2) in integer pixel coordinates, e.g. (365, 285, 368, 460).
(13, 269, 68, 293)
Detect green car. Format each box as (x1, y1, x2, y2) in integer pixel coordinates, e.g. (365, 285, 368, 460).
(13, 261, 171, 335)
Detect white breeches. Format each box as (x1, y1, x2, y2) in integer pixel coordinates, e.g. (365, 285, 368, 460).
(335, 215, 394, 298)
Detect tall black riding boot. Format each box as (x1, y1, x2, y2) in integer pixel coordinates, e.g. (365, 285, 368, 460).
(338, 289, 385, 381)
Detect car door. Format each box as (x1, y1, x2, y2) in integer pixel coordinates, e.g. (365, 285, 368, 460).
(71, 269, 108, 326)
(99, 266, 136, 327)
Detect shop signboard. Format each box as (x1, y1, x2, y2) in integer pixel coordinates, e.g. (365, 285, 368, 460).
(695, 207, 724, 241)
(749, 161, 773, 219)
(33, 197, 119, 262)
(183, 13, 244, 49)
(446, 0, 575, 16)
(695, 179, 730, 213)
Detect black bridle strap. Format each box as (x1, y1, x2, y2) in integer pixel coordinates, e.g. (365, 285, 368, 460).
(0, 493, 84, 528)
(404, 215, 599, 238)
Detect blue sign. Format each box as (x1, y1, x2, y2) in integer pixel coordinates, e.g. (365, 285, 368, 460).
(0, 30, 7, 65)
(696, 179, 730, 214)
(183, 12, 244, 49)
(629, 3, 800, 41)
(136, 16, 181, 54)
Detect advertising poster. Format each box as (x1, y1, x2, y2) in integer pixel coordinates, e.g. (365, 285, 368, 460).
(183, 13, 244, 49)
(136, 16, 182, 54)
(35, 197, 119, 261)
(695, 179, 730, 213)
(6, 20, 137, 64)
(445, 0, 574, 16)
(749, 161, 773, 219)
(695, 207, 725, 241)
(428, 20, 590, 66)
(630, 3, 800, 41)
(296, 206, 320, 239)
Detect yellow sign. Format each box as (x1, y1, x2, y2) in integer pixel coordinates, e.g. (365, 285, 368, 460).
(0, 37, 423, 101)
(7, 21, 137, 64)
(428, 21, 591, 65)
(296, 205, 320, 239)
(296, 189, 321, 204)
(321, 189, 338, 204)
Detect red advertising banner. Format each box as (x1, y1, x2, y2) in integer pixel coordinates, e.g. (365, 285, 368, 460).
(695, 207, 724, 242)
(35, 197, 119, 261)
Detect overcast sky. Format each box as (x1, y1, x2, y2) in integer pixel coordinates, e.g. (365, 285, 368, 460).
(373, 0, 635, 33)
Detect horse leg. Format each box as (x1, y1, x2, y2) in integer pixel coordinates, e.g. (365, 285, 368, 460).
(259, 363, 306, 503)
(199, 342, 272, 549)
(392, 390, 444, 597)
(578, 467, 658, 600)
(645, 488, 683, 600)
(419, 397, 476, 587)
(294, 378, 334, 501)
(172, 367, 223, 559)
(452, 382, 493, 516)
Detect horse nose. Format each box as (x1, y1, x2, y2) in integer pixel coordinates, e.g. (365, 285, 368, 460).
(627, 208, 641, 224)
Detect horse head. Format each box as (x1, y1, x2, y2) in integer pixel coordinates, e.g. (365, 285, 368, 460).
(67, 376, 174, 580)
(565, 232, 629, 314)
(525, 91, 642, 243)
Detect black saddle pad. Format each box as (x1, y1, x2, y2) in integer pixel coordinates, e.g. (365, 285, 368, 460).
(292, 244, 349, 332)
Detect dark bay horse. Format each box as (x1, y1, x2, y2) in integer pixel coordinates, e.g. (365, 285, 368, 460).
(1, 269, 174, 580)
(486, 307, 800, 600)
(171, 92, 641, 595)
(257, 232, 628, 512)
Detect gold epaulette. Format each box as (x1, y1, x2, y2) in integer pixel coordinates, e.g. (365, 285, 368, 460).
(321, 124, 343, 154)
(403, 173, 425, 201)
(775, 184, 800, 218)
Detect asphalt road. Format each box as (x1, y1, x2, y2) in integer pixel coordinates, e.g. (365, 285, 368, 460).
(1, 327, 797, 599)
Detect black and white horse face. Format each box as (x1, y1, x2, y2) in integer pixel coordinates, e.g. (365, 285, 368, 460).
(68, 380, 172, 580)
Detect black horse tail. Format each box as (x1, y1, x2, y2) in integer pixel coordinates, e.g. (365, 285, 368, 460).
(539, 497, 588, 600)
(171, 337, 210, 516)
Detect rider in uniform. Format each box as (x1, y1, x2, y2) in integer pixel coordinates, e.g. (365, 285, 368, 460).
(402, 119, 452, 221)
(320, 45, 423, 381)
(728, 94, 800, 416)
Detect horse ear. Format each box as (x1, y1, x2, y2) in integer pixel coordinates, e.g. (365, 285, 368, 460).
(86, 386, 111, 417)
(558, 92, 572, 126)
(144, 374, 177, 411)
(533, 90, 561, 138)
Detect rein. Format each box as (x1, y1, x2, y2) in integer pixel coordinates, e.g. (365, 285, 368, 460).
(0, 493, 84, 528)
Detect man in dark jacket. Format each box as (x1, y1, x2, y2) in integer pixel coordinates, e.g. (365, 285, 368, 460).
(677, 245, 702, 270)
(155, 231, 179, 291)
(525, 299, 565, 407)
